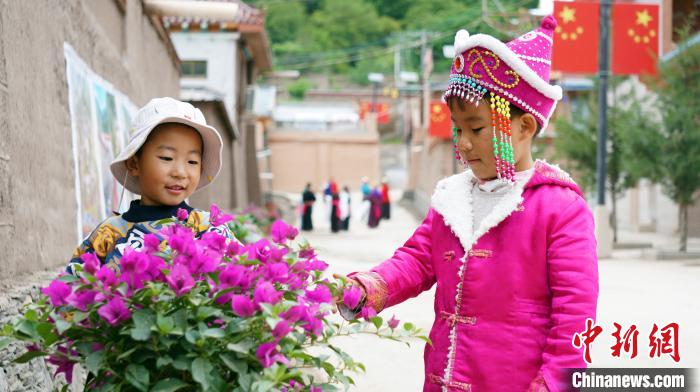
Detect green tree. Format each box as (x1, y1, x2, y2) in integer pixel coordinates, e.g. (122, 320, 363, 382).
(302, 0, 399, 52)
(553, 80, 647, 242)
(623, 21, 700, 251)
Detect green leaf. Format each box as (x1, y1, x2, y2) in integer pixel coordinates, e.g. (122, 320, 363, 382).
(151, 378, 190, 392)
(154, 217, 176, 226)
(238, 373, 253, 390)
(35, 322, 57, 345)
(13, 350, 47, 363)
(0, 336, 11, 350)
(220, 352, 248, 374)
(252, 380, 276, 392)
(172, 355, 191, 371)
(185, 329, 200, 344)
(54, 318, 72, 335)
(72, 311, 89, 324)
(227, 340, 255, 354)
(131, 309, 156, 341)
(196, 306, 222, 321)
(156, 356, 173, 369)
(171, 309, 188, 335)
(125, 364, 149, 391)
(57, 274, 80, 283)
(321, 361, 335, 377)
(201, 328, 226, 339)
(116, 346, 138, 361)
(403, 322, 415, 331)
(191, 357, 213, 391)
(371, 316, 383, 330)
(24, 309, 38, 322)
(157, 314, 175, 334)
(16, 319, 40, 340)
(86, 351, 103, 375)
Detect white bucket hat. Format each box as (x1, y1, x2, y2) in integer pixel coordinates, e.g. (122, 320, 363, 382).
(110, 97, 223, 195)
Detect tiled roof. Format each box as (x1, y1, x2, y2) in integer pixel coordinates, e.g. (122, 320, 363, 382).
(162, 0, 264, 31)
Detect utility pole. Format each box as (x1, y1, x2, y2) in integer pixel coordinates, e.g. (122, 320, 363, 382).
(420, 31, 430, 134)
(595, 0, 613, 257)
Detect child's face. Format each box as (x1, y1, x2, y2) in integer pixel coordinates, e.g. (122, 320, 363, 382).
(127, 123, 203, 206)
(449, 98, 534, 181)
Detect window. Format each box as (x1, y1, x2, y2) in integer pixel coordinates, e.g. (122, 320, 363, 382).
(181, 60, 207, 78)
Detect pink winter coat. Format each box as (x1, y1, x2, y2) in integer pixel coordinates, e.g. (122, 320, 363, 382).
(350, 161, 598, 392)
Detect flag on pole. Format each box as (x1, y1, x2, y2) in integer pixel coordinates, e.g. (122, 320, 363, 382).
(611, 3, 659, 75)
(552, 1, 600, 74)
(428, 101, 452, 139)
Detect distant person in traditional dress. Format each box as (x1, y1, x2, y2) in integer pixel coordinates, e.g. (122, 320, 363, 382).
(330, 188, 341, 233)
(301, 183, 316, 231)
(367, 184, 382, 228)
(380, 177, 391, 220)
(339, 186, 351, 231)
(360, 176, 371, 199)
(360, 176, 371, 223)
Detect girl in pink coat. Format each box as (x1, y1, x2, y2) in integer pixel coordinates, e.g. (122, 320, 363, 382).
(342, 16, 598, 392)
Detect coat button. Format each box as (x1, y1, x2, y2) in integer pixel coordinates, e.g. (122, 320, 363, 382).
(443, 250, 455, 262)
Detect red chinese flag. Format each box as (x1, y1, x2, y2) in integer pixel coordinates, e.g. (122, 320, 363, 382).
(429, 101, 452, 139)
(612, 3, 659, 75)
(376, 103, 390, 125)
(359, 102, 390, 124)
(552, 1, 600, 74)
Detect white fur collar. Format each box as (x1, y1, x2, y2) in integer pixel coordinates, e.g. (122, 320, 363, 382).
(431, 168, 534, 252)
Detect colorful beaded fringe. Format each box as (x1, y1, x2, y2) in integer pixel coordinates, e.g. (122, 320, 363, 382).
(490, 92, 515, 182)
(445, 75, 516, 182)
(443, 74, 488, 106)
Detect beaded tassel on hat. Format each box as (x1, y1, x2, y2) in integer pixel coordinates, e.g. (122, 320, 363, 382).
(490, 92, 515, 182)
(443, 73, 488, 106)
(451, 126, 467, 165)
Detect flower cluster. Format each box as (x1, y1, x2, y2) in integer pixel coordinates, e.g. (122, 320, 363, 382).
(0, 205, 425, 391)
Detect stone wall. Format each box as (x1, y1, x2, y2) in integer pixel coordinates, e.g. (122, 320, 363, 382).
(0, 0, 180, 389)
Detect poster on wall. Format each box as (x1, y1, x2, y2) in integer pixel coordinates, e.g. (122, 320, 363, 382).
(64, 43, 137, 241)
(93, 83, 120, 217)
(65, 55, 104, 240)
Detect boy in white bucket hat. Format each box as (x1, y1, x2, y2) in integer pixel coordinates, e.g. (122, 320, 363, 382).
(67, 97, 236, 273)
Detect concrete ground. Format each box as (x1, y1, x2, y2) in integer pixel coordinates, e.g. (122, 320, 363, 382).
(295, 191, 700, 391)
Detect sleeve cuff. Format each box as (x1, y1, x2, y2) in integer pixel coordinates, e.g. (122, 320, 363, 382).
(347, 271, 388, 313)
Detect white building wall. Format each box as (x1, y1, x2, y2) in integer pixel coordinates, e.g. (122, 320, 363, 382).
(170, 32, 240, 124)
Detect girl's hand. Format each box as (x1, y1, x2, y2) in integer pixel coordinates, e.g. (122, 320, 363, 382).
(332, 273, 367, 320)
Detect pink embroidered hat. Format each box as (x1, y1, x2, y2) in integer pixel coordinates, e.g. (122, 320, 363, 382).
(443, 16, 563, 182)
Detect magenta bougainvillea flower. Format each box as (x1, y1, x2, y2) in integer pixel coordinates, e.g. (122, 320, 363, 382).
(305, 285, 331, 304)
(360, 306, 377, 321)
(253, 281, 282, 306)
(5, 204, 418, 391)
(176, 208, 189, 221)
(388, 315, 400, 329)
(255, 340, 289, 368)
(95, 265, 117, 288)
(231, 294, 255, 317)
(66, 289, 97, 312)
(343, 285, 363, 310)
(79, 252, 101, 275)
(270, 219, 298, 244)
(47, 346, 77, 383)
(210, 203, 233, 227)
(97, 296, 131, 326)
(165, 264, 195, 297)
(41, 280, 71, 307)
(143, 233, 161, 254)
